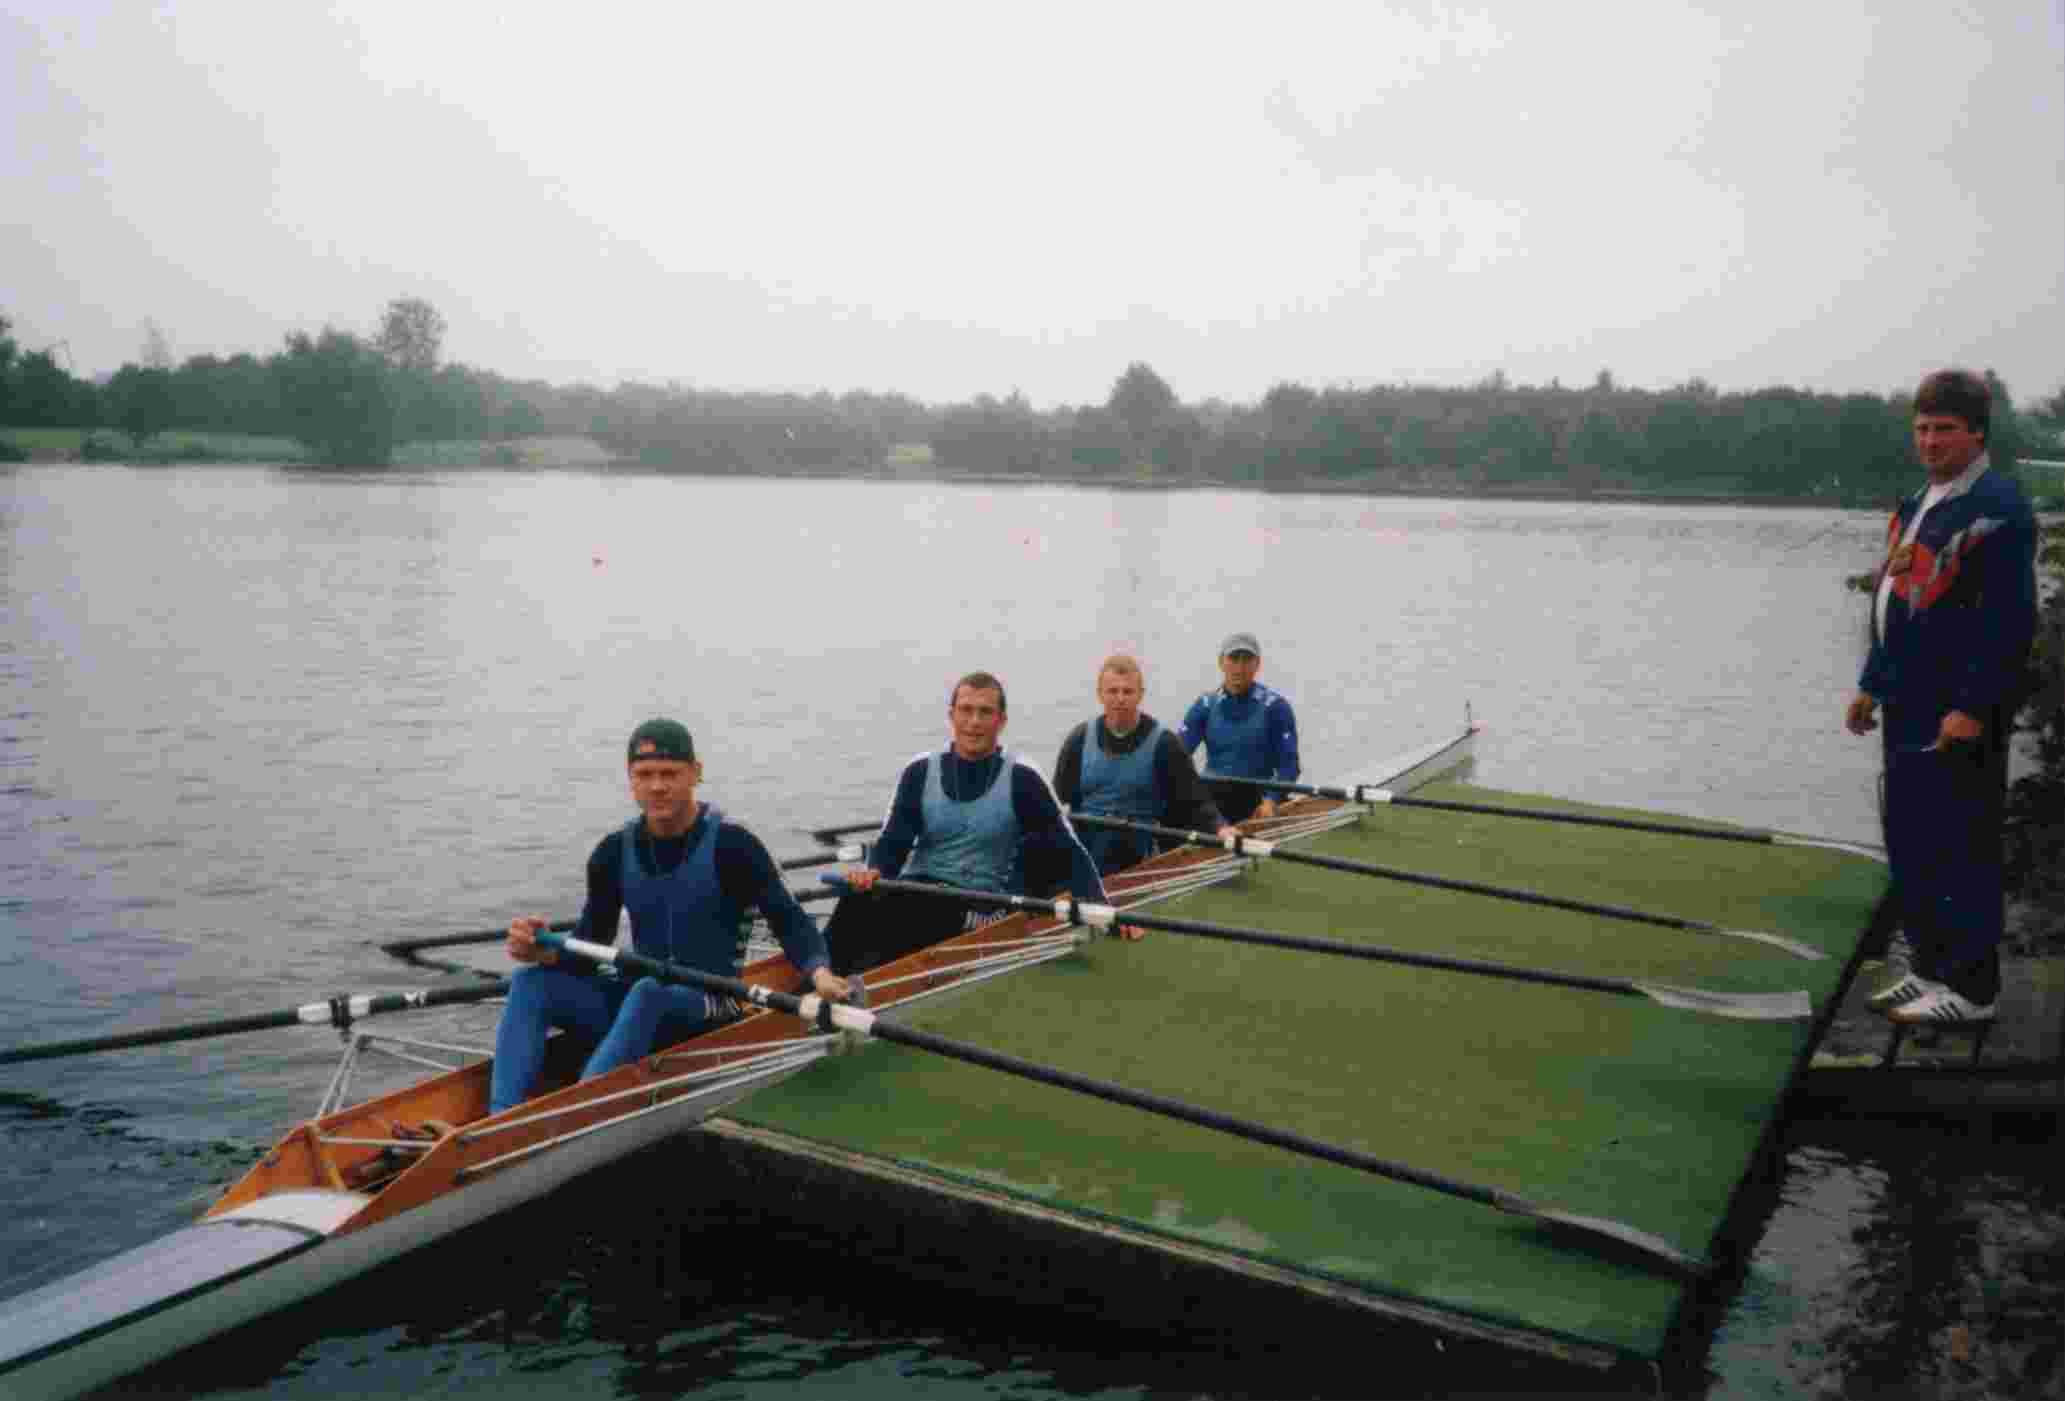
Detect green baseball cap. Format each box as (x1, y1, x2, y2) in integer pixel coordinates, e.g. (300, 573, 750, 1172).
(626, 718, 696, 764)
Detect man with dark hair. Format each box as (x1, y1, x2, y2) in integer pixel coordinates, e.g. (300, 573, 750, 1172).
(489, 718, 848, 1113)
(826, 672, 1112, 973)
(1055, 654, 1237, 873)
(1181, 632, 1301, 823)
(1847, 369, 2037, 1025)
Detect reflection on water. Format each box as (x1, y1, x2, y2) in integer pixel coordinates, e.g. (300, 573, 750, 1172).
(1709, 1117, 2064, 1399)
(3, 466, 2047, 1398)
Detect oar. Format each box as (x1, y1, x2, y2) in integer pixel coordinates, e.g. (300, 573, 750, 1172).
(1070, 812, 1825, 962)
(376, 868, 854, 961)
(823, 876, 1810, 1021)
(538, 930, 1710, 1280)
(0, 981, 513, 1067)
(808, 820, 882, 844)
(1202, 772, 1881, 859)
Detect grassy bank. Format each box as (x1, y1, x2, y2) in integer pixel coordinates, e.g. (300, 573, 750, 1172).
(1, 428, 619, 469)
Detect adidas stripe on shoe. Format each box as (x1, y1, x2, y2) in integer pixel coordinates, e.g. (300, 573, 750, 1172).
(1887, 986, 1996, 1025)
(1865, 971, 1940, 1011)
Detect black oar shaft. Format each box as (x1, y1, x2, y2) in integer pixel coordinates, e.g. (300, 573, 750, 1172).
(379, 870, 847, 961)
(384, 920, 577, 956)
(0, 981, 512, 1066)
(1058, 816, 1727, 935)
(1204, 770, 1779, 846)
(1274, 844, 1724, 934)
(542, 933, 1706, 1279)
(1385, 794, 1774, 845)
(809, 821, 882, 844)
(864, 876, 1637, 1001)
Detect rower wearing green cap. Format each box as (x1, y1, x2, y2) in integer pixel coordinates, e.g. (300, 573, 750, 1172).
(489, 718, 848, 1113)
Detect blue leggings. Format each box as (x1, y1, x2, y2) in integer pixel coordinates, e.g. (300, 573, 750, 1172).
(489, 965, 715, 1114)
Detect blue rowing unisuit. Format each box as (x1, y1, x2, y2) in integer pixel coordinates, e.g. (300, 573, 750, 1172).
(1180, 684, 1299, 795)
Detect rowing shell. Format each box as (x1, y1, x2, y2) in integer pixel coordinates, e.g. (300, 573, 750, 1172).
(0, 727, 1474, 1400)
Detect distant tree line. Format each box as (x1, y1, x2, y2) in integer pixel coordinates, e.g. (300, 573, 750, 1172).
(934, 364, 2065, 506)
(3, 306, 2060, 496)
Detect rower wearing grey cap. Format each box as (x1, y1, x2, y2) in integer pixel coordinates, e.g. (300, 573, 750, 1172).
(1180, 633, 1301, 823)
(489, 717, 849, 1113)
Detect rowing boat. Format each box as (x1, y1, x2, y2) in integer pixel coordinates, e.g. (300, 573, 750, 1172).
(0, 726, 1476, 1399)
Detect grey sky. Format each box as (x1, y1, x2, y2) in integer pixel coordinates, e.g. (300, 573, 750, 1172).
(4, 1, 2061, 408)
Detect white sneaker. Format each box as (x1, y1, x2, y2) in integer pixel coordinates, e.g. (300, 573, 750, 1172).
(1887, 985, 1997, 1025)
(1865, 970, 1940, 1011)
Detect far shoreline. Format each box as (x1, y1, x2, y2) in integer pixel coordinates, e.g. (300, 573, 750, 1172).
(13, 432, 2035, 512)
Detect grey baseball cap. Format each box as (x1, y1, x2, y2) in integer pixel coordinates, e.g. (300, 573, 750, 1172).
(1219, 632, 1261, 658)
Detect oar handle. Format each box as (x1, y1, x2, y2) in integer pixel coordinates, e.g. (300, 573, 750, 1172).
(381, 862, 855, 960)
(808, 821, 883, 844)
(383, 920, 578, 956)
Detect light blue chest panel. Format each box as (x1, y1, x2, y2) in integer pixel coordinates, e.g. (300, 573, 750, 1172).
(1079, 721, 1163, 820)
(619, 805, 736, 976)
(904, 752, 1022, 893)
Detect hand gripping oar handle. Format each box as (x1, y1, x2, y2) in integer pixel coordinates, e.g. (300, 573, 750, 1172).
(375, 853, 862, 961)
(538, 930, 1711, 1280)
(0, 980, 513, 1066)
(1069, 812, 1826, 962)
(820, 873, 1810, 1021)
(1203, 772, 1877, 858)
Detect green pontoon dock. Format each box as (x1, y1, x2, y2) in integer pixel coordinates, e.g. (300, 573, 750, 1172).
(680, 774, 1888, 1377)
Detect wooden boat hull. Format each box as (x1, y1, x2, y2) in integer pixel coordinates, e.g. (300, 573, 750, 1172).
(0, 1011, 837, 1399)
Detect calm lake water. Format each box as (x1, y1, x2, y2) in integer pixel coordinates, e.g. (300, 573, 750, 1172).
(1, 466, 2056, 1398)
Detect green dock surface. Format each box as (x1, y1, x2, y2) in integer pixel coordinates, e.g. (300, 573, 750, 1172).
(731, 782, 1886, 1364)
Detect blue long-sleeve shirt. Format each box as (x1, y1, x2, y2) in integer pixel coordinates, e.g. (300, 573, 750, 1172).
(1180, 684, 1300, 800)
(869, 748, 1108, 902)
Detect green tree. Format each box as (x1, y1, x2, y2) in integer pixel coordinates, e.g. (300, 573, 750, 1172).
(13, 350, 90, 428)
(273, 328, 396, 466)
(1982, 370, 2028, 468)
(1107, 363, 1177, 447)
(106, 364, 177, 443)
(0, 314, 17, 423)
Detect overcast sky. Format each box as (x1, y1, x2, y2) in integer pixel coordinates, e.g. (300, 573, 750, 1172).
(4, 1, 2061, 408)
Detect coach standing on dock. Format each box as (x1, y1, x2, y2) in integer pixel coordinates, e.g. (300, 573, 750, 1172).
(1182, 632, 1301, 823)
(1847, 369, 2037, 1026)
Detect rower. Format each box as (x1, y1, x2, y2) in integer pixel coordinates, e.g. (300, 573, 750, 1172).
(488, 718, 848, 1114)
(825, 670, 1117, 972)
(1054, 653, 1237, 874)
(1180, 632, 1301, 823)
